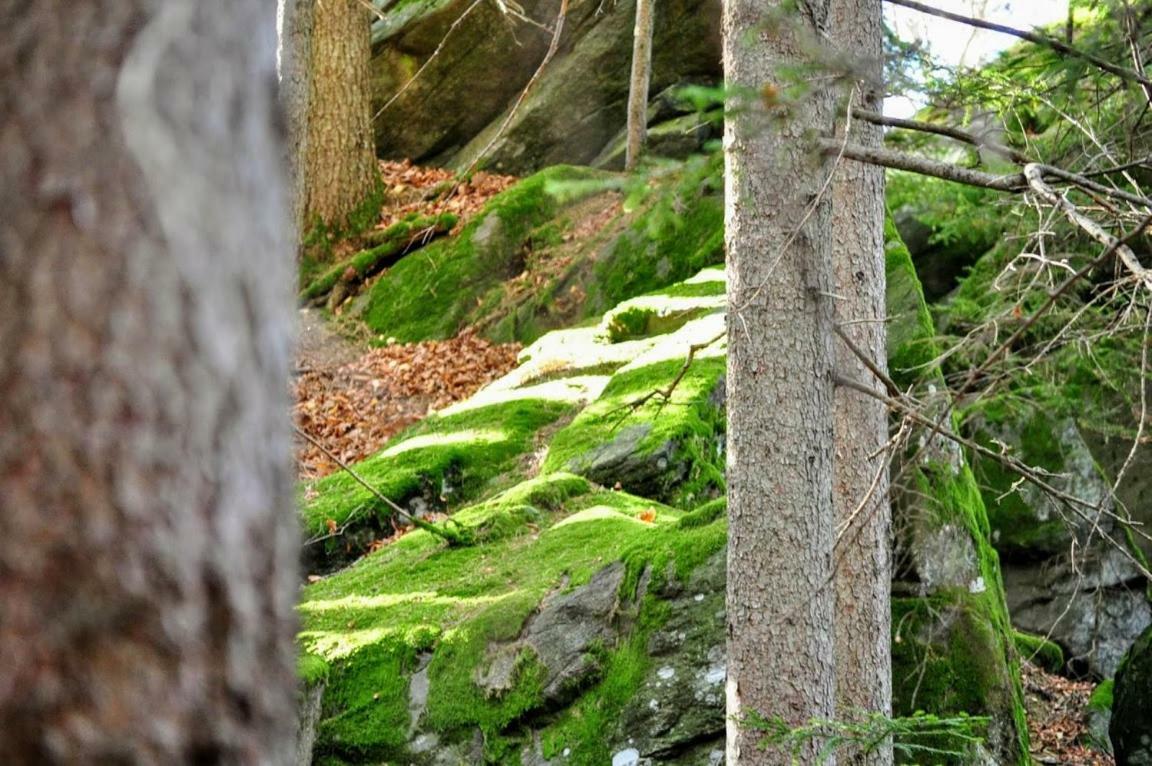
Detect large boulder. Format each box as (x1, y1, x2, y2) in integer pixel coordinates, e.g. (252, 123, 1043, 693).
(369, 0, 722, 173)
(295, 254, 1030, 764)
(1111, 624, 1152, 765)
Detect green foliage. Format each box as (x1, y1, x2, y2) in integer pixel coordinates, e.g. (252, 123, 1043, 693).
(299, 213, 457, 301)
(1013, 631, 1066, 674)
(745, 709, 991, 765)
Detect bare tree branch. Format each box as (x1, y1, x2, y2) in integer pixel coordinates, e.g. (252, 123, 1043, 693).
(852, 107, 1028, 163)
(883, 0, 1152, 90)
(1024, 164, 1152, 289)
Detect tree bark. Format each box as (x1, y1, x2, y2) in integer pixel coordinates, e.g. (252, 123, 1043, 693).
(0, 2, 298, 762)
(299, 0, 380, 235)
(724, 1, 839, 763)
(828, 1, 892, 763)
(625, 0, 657, 171)
(279, 0, 316, 238)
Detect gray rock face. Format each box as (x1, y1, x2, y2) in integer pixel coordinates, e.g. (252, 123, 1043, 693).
(477, 562, 627, 705)
(369, 0, 722, 173)
(1005, 548, 1151, 678)
(969, 414, 1150, 677)
(1111, 624, 1152, 765)
(295, 681, 325, 766)
(565, 424, 687, 501)
(609, 551, 726, 764)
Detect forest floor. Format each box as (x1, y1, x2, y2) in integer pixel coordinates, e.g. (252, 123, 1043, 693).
(293, 318, 520, 479)
(293, 160, 523, 479)
(1024, 661, 1113, 765)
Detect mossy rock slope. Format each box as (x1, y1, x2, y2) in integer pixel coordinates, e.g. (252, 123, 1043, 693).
(353, 156, 725, 345)
(297, 240, 1030, 764)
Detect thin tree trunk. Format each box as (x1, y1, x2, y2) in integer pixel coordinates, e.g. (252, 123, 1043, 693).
(724, 1, 839, 763)
(829, 1, 892, 763)
(625, 0, 657, 171)
(300, 0, 380, 235)
(0, 2, 298, 762)
(279, 0, 316, 238)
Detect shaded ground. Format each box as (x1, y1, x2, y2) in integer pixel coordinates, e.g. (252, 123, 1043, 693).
(294, 317, 521, 479)
(1023, 661, 1113, 765)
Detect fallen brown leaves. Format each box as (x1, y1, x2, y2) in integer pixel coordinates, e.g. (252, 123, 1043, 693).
(1022, 660, 1113, 766)
(376, 160, 517, 234)
(294, 328, 521, 479)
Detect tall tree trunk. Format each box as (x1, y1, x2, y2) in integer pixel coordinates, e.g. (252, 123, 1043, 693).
(724, 1, 839, 763)
(829, 2, 892, 764)
(299, 0, 380, 236)
(0, 2, 298, 762)
(625, 0, 657, 171)
(279, 0, 316, 238)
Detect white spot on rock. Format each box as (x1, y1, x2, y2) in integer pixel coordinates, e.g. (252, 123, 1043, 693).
(969, 576, 986, 593)
(612, 748, 641, 766)
(657, 666, 675, 680)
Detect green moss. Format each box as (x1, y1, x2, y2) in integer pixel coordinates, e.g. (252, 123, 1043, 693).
(537, 518, 727, 763)
(358, 166, 610, 342)
(1087, 678, 1113, 713)
(600, 294, 724, 343)
(892, 597, 1013, 763)
(886, 218, 1031, 763)
(589, 155, 724, 313)
(541, 352, 726, 507)
(677, 497, 726, 530)
(299, 472, 722, 761)
(1013, 631, 1065, 673)
(298, 652, 331, 686)
(300, 213, 457, 302)
(885, 216, 940, 387)
(301, 182, 387, 268)
(300, 398, 575, 542)
(315, 639, 422, 758)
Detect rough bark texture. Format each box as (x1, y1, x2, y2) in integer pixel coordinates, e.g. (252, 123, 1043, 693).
(0, 2, 298, 763)
(279, 0, 316, 237)
(625, 0, 657, 170)
(723, 1, 839, 763)
(828, 2, 892, 764)
(301, 0, 379, 233)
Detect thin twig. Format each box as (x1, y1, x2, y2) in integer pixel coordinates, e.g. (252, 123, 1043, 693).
(884, 0, 1152, 90)
(851, 108, 1028, 164)
(295, 424, 471, 545)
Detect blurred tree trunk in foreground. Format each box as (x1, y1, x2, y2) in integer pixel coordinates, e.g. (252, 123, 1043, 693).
(0, 1, 298, 762)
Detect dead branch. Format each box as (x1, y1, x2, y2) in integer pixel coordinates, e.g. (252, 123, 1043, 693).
(294, 424, 473, 546)
(884, 0, 1152, 90)
(1024, 164, 1152, 290)
(833, 373, 1152, 580)
(851, 108, 1028, 164)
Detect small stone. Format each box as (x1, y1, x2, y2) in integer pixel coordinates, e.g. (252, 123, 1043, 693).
(612, 748, 641, 766)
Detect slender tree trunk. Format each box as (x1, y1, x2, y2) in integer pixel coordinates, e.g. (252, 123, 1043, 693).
(0, 2, 298, 762)
(724, 2, 839, 763)
(300, 0, 380, 236)
(829, 1, 892, 763)
(625, 0, 657, 171)
(279, 0, 316, 238)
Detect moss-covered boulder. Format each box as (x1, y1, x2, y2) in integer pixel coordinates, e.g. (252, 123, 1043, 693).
(1111, 623, 1152, 764)
(297, 250, 1031, 763)
(369, 0, 721, 173)
(885, 221, 1030, 763)
(356, 155, 725, 346)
